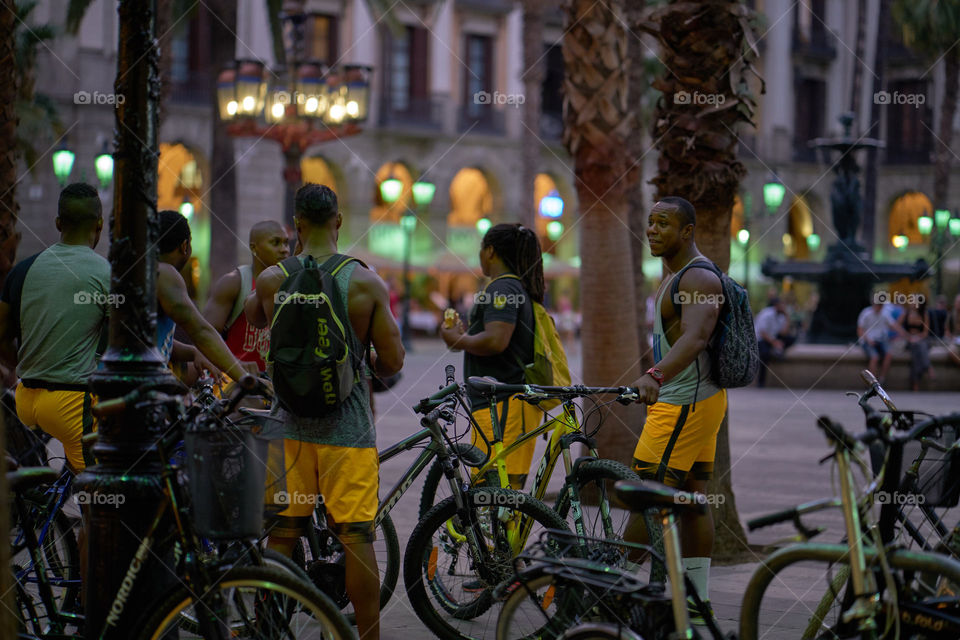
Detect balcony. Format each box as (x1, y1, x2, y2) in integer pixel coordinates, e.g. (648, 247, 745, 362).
(379, 97, 444, 131)
(169, 70, 213, 106)
(458, 104, 505, 135)
(792, 26, 836, 63)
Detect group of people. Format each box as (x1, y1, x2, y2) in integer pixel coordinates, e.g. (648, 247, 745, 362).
(1, 183, 738, 635)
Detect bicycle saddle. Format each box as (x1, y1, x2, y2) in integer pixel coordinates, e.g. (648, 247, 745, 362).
(614, 480, 708, 515)
(6, 467, 59, 493)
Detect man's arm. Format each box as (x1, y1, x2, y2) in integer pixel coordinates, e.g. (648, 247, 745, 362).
(364, 275, 404, 376)
(157, 263, 254, 381)
(202, 270, 242, 333)
(655, 269, 722, 382)
(441, 321, 513, 356)
(245, 266, 284, 329)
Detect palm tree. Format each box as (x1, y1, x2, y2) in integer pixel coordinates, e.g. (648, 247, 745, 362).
(562, 0, 645, 463)
(519, 0, 546, 229)
(639, 0, 762, 556)
(0, 0, 19, 290)
(892, 0, 960, 212)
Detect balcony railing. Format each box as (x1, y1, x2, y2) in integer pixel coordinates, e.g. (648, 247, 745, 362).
(792, 25, 836, 63)
(458, 104, 505, 135)
(169, 70, 213, 106)
(379, 96, 444, 130)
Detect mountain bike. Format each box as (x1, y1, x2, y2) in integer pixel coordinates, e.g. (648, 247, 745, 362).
(739, 382, 960, 640)
(11, 376, 353, 640)
(417, 376, 662, 580)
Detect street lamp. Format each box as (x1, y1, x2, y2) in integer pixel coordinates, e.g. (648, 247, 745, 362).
(218, 3, 373, 235)
(476, 217, 492, 236)
(546, 220, 564, 241)
(806, 233, 821, 252)
(94, 142, 114, 190)
(763, 173, 786, 215)
(918, 208, 960, 294)
(399, 210, 418, 349)
(892, 234, 909, 252)
(52, 141, 75, 187)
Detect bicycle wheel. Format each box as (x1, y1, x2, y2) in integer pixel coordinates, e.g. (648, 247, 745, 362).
(558, 625, 645, 640)
(136, 565, 353, 640)
(495, 567, 583, 640)
(418, 444, 501, 519)
(303, 510, 400, 623)
(404, 487, 571, 640)
(801, 564, 851, 640)
(10, 492, 81, 622)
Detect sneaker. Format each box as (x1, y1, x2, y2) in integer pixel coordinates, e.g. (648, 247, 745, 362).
(687, 598, 714, 626)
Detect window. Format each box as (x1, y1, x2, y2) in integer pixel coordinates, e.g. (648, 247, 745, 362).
(383, 26, 429, 115)
(169, 10, 209, 104)
(885, 80, 933, 164)
(541, 44, 564, 138)
(464, 34, 493, 117)
(307, 14, 338, 64)
(793, 77, 826, 161)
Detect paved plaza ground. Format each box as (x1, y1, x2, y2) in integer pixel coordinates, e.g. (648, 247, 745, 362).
(370, 338, 959, 638)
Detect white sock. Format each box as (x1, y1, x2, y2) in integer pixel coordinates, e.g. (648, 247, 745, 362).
(683, 557, 711, 602)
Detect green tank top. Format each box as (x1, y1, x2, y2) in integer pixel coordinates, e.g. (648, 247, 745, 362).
(277, 258, 375, 447)
(652, 257, 721, 406)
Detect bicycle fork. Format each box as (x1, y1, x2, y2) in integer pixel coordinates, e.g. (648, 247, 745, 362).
(836, 446, 881, 633)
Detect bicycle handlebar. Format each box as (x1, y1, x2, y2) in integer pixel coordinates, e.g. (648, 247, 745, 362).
(747, 497, 839, 532)
(92, 375, 261, 420)
(413, 381, 461, 414)
(465, 376, 639, 401)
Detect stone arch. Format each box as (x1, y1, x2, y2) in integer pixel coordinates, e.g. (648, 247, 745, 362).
(158, 141, 210, 302)
(887, 190, 933, 247)
(301, 155, 343, 199)
(784, 194, 815, 259)
(448, 167, 497, 228)
(371, 161, 416, 224)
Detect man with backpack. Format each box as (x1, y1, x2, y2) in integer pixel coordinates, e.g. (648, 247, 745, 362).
(629, 196, 757, 624)
(246, 184, 403, 640)
(203, 220, 289, 371)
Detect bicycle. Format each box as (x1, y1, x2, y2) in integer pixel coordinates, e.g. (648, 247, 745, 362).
(739, 381, 960, 640)
(417, 376, 661, 579)
(495, 481, 723, 640)
(11, 376, 354, 640)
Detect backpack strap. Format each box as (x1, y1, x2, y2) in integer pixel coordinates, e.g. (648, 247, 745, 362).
(669, 259, 722, 323)
(277, 255, 305, 278)
(226, 264, 253, 329)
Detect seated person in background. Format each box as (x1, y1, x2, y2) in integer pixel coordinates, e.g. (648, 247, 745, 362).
(754, 298, 795, 388)
(900, 300, 933, 391)
(857, 300, 904, 384)
(929, 295, 948, 341)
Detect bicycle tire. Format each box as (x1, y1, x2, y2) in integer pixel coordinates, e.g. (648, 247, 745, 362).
(404, 487, 572, 640)
(495, 567, 583, 640)
(418, 443, 501, 519)
(801, 563, 851, 640)
(558, 625, 644, 640)
(10, 492, 81, 621)
(136, 565, 354, 640)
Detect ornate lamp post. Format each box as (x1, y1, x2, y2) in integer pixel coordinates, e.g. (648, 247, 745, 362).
(918, 208, 960, 295)
(387, 179, 434, 349)
(217, 3, 372, 236)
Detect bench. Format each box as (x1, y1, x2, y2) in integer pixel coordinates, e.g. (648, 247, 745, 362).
(763, 343, 959, 391)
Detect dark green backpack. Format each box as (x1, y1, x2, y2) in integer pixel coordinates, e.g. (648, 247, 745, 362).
(267, 254, 363, 417)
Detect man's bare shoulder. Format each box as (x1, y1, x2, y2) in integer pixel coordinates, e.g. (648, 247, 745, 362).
(348, 262, 388, 296)
(256, 265, 286, 291)
(211, 269, 242, 295)
(678, 264, 722, 294)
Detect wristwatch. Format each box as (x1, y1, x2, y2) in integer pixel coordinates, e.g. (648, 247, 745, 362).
(645, 367, 664, 387)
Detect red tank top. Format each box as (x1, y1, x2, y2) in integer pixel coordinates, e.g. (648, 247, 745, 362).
(224, 276, 269, 371)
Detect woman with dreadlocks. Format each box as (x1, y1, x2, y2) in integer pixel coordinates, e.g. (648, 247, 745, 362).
(440, 223, 545, 491)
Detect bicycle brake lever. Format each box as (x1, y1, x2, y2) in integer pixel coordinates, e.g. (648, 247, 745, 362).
(819, 452, 836, 464)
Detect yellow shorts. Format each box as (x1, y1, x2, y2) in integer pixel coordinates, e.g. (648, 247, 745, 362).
(471, 398, 542, 477)
(278, 440, 379, 543)
(16, 385, 95, 472)
(632, 389, 727, 488)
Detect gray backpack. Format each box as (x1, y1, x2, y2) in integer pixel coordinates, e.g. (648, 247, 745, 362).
(671, 261, 759, 388)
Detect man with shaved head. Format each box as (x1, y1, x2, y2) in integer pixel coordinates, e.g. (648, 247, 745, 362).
(0, 182, 109, 472)
(203, 220, 290, 371)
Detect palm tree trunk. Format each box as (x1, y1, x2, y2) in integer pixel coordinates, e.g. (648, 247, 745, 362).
(208, 1, 238, 278)
(563, 0, 644, 464)
(0, 0, 20, 289)
(849, 0, 867, 120)
(933, 47, 958, 210)
(862, 0, 890, 254)
(519, 0, 545, 229)
(625, 0, 652, 370)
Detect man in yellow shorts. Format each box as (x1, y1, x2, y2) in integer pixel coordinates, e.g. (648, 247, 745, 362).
(247, 184, 404, 640)
(0, 183, 110, 473)
(630, 197, 728, 624)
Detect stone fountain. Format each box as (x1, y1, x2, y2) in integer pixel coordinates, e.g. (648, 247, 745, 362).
(761, 113, 928, 343)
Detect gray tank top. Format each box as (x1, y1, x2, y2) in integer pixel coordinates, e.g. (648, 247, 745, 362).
(653, 257, 721, 406)
(277, 259, 375, 447)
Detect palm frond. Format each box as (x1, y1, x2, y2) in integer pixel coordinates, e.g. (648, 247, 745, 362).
(16, 93, 63, 173)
